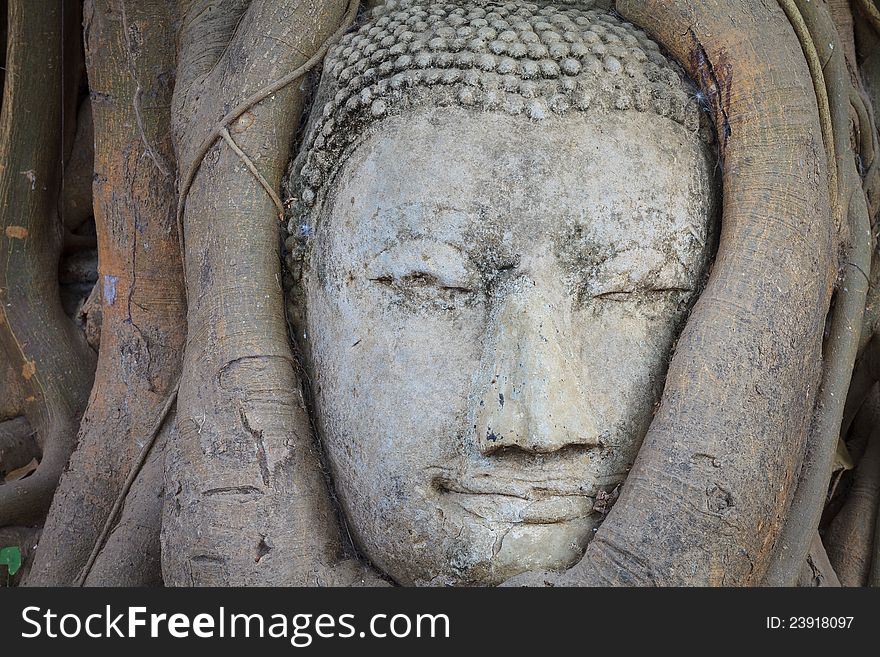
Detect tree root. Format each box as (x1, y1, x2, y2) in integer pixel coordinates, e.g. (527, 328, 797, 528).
(764, 0, 874, 586)
(825, 390, 880, 585)
(854, 0, 880, 33)
(0, 417, 38, 479)
(82, 432, 166, 586)
(0, 0, 96, 528)
(0, 416, 84, 527)
(163, 0, 357, 586)
(26, 0, 185, 586)
(797, 532, 841, 587)
(75, 387, 177, 586)
(0, 357, 23, 422)
(218, 127, 285, 216)
(60, 99, 94, 234)
(174, 0, 360, 262)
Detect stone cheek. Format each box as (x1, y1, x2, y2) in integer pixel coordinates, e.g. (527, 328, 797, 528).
(284, 0, 704, 230)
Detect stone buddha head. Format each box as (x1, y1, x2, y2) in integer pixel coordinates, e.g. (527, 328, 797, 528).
(285, 0, 717, 586)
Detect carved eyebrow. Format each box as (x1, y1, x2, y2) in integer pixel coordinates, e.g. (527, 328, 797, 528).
(364, 237, 481, 287)
(585, 247, 699, 297)
(583, 207, 709, 261)
(365, 234, 473, 262)
(356, 200, 480, 247)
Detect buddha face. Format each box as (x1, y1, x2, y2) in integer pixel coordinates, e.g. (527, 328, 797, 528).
(298, 105, 715, 585)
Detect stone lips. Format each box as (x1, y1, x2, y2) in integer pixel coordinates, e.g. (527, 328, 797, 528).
(285, 0, 703, 236)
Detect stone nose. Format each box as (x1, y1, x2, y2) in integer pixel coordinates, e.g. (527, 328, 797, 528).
(475, 279, 599, 456)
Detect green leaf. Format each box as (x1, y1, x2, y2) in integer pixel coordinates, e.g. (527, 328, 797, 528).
(0, 546, 22, 577)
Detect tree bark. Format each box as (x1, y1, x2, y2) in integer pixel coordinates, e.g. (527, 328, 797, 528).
(60, 99, 94, 234)
(0, 0, 96, 527)
(0, 416, 37, 478)
(162, 0, 352, 586)
(27, 0, 185, 586)
(796, 531, 841, 587)
(763, 0, 872, 585)
(825, 390, 880, 586)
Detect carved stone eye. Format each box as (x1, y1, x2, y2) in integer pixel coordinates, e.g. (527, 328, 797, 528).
(364, 238, 480, 295)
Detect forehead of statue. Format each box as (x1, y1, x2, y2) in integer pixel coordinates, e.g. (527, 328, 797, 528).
(318, 105, 709, 259)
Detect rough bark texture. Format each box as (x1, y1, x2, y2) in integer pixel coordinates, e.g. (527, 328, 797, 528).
(0, 0, 96, 527)
(0, 416, 37, 478)
(796, 531, 841, 587)
(828, 0, 857, 63)
(27, 0, 185, 586)
(60, 99, 94, 234)
(0, 355, 22, 421)
(763, 0, 872, 585)
(83, 430, 169, 586)
(853, 3, 880, 224)
(162, 0, 352, 586)
(826, 392, 880, 586)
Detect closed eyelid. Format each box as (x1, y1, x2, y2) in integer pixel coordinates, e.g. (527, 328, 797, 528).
(364, 238, 480, 288)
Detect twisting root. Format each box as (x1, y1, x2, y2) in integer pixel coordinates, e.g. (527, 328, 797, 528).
(765, 0, 874, 585)
(219, 128, 284, 218)
(174, 0, 361, 266)
(777, 0, 840, 209)
(854, 0, 880, 34)
(73, 384, 179, 587)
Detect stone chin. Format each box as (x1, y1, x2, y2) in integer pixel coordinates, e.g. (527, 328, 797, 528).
(295, 104, 716, 586)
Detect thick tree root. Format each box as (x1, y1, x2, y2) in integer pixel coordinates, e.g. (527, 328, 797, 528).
(162, 0, 355, 586)
(82, 429, 169, 587)
(60, 99, 94, 233)
(0, 0, 96, 528)
(75, 388, 177, 586)
(0, 357, 23, 422)
(27, 0, 184, 586)
(764, 0, 874, 585)
(174, 0, 360, 238)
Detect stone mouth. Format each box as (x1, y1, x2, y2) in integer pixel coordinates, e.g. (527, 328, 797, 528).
(431, 471, 596, 524)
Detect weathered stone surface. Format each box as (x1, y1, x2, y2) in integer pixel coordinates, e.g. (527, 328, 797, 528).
(285, 0, 718, 586)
